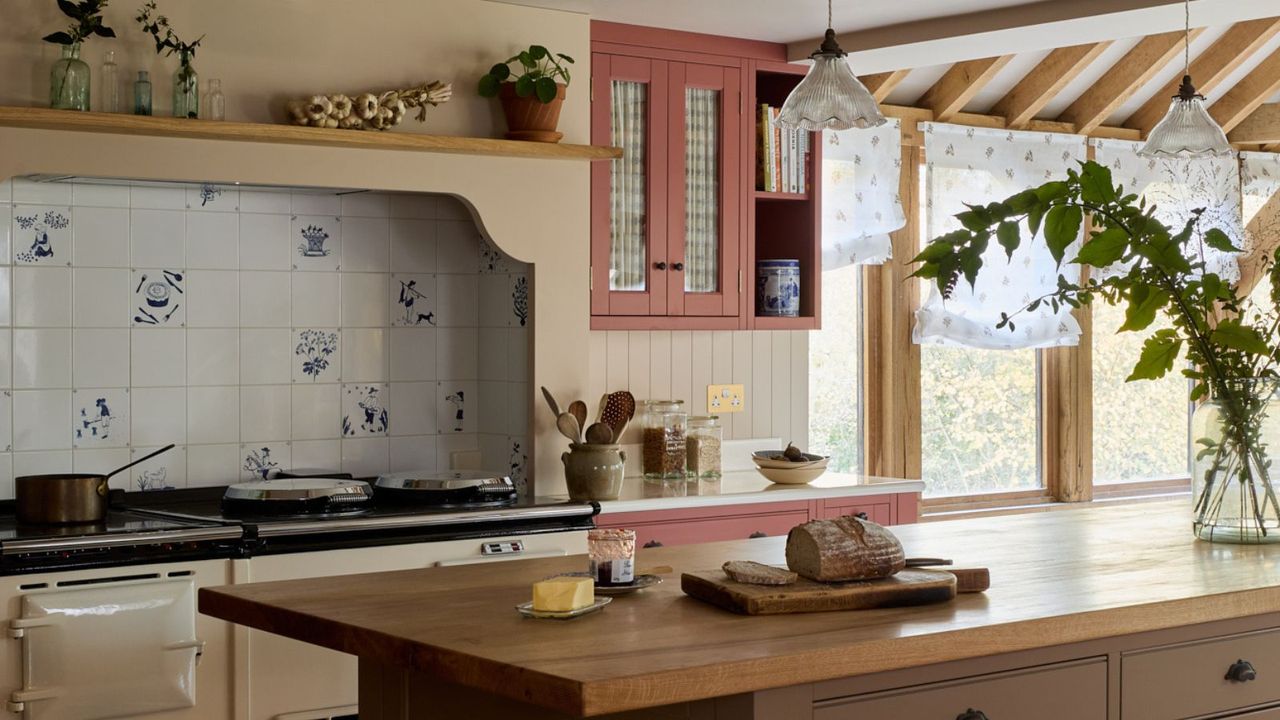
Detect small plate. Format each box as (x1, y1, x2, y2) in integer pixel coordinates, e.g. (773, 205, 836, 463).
(559, 573, 663, 595)
(516, 596, 612, 619)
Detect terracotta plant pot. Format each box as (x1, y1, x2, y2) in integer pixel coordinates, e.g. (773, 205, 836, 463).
(498, 82, 566, 143)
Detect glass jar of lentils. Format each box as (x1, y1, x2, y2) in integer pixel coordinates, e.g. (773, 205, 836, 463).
(640, 400, 687, 480)
(686, 416, 722, 479)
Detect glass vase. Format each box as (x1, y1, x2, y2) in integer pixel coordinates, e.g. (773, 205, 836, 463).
(1192, 379, 1280, 543)
(173, 54, 199, 119)
(50, 43, 90, 111)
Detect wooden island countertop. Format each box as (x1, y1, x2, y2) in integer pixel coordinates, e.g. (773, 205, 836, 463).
(198, 500, 1280, 718)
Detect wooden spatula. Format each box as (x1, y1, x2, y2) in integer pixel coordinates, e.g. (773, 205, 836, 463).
(601, 391, 635, 442)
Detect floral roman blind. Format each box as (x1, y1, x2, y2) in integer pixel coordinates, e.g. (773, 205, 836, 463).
(1242, 152, 1280, 255)
(610, 80, 648, 292)
(821, 118, 905, 268)
(915, 123, 1086, 350)
(1091, 139, 1243, 284)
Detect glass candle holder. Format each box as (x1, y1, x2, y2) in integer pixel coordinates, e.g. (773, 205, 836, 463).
(588, 528, 636, 586)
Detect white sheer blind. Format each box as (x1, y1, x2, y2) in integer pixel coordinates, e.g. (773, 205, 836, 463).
(1242, 152, 1280, 256)
(915, 124, 1086, 350)
(821, 119, 906, 269)
(684, 87, 719, 293)
(610, 80, 647, 292)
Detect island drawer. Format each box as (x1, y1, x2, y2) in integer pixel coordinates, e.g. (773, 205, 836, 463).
(1122, 627, 1280, 720)
(814, 657, 1106, 720)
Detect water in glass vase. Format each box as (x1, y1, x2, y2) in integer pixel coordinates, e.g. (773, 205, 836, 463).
(173, 54, 198, 118)
(1192, 379, 1280, 543)
(50, 43, 90, 111)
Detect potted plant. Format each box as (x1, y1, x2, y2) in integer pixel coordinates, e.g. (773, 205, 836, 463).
(136, 1, 204, 118)
(44, 0, 116, 111)
(912, 160, 1280, 544)
(477, 45, 574, 142)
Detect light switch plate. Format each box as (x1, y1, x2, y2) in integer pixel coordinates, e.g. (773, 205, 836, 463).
(707, 384, 745, 414)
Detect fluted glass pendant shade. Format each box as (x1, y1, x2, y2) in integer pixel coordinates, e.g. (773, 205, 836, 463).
(1139, 76, 1232, 158)
(777, 29, 887, 131)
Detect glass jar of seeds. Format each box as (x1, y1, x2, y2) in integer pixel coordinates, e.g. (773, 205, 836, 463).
(686, 416, 723, 479)
(640, 400, 687, 480)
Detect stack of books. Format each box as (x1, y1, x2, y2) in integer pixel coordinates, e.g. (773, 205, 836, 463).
(757, 104, 810, 195)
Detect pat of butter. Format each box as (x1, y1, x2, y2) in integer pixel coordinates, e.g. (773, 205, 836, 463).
(532, 576, 594, 612)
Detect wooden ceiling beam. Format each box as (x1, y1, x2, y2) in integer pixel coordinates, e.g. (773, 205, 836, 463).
(880, 104, 1140, 147)
(1057, 28, 1204, 135)
(1229, 103, 1280, 143)
(1125, 18, 1280, 135)
(918, 55, 1015, 122)
(1211, 48, 1280, 132)
(859, 70, 912, 103)
(990, 42, 1113, 129)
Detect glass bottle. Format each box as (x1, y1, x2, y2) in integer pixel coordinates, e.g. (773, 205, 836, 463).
(173, 51, 198, 119)
(203, 78, 225, 121)
(100, 50, 119, 112)
(50, 43, 90, 111)
(134, 71, 153, 115)
(686, 416, 723, 480)
(639, 400, 687, 480)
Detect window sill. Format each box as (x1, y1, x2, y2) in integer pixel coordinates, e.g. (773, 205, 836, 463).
(922, 484, 1191, 522)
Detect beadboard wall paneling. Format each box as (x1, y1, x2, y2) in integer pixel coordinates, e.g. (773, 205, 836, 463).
(586, 330, 809, 447)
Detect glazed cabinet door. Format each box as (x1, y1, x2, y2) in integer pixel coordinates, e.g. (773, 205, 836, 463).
(591, 53, 670, 317)
(667, 62, 741, 317)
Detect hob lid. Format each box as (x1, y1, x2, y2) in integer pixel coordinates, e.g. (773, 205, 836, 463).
(223, 478, 372, 502)
(374, 471, 514, 493)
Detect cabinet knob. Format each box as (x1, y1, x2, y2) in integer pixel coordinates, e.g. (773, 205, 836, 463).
(672, 262, 684, 271)
(643, 540, 664, 548)
(748, 531, 768, 539)
(1226, 659, 1257, 682)
(956, 710, 989, 720)
(653, 261, 667, 270)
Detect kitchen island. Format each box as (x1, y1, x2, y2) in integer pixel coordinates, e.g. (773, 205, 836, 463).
(199, 500, 1280, 719)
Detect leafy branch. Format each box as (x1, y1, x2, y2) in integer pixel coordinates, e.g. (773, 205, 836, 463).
(477, 44, 574, 104)
(135, 1, 203, 60)
(44, 0, 116, 45)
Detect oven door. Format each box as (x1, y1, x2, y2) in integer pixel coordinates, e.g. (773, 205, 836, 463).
(8, 577, 204, 720)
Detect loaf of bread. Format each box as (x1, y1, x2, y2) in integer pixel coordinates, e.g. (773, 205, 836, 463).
(785, 515, 905, 582)
(722, 561, 797, 586)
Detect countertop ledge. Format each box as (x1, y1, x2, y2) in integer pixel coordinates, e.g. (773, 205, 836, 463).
(198, 501, 1280, 717)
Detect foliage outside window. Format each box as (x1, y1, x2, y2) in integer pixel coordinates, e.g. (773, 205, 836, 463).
(809, 264, 862, 473)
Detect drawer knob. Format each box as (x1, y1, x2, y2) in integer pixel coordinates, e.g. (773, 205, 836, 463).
(643, 540, 664, 548)
(1226, 659, 1257, 683)
(748, 531, 768, 539)
(956, 710, 989, 720)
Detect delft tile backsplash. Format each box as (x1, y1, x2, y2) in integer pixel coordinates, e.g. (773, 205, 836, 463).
(0, 177, 531, 497)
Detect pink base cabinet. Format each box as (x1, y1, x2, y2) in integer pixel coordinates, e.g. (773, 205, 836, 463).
(595, 492, 919, 548)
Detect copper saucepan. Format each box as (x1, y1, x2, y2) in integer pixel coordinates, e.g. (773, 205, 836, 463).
(16, 444, 176, 524)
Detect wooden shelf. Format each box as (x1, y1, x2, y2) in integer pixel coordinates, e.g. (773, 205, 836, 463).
(752, 314, 819, 330)
(0, 106, 623, 161)
(754, 190, 810, 201)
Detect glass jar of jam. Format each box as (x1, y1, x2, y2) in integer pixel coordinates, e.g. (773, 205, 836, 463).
(588, 528, 636, 586)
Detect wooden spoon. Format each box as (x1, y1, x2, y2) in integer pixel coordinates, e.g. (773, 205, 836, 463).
(556, 412, 583, 444)
(601, 391, 636, 442)
(584, 422, 614, 445)
(540, 386, 561, 418)
(568, 400, 588, 435)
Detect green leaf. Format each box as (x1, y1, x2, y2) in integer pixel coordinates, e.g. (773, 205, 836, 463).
(1035, 181, 1069, 204)
(529, 45, 548, 60)
(557, 53, 575, 63)
(960, 251, 981, 287)
(518, 51, 535, 68)
(1027, 205, 1045, 238)
(1043, 205, 1083, 264)
(996, 221, 1020, 260)
(1074, 226, 1128, 267)
(1203, 228, 1240, 254)
(42, 31, 75, 44)
(956, 205, 991, 232)
(514, 75, 535, 97)
(477, 74, 500, 97)
(912, 240, 954, 264)
(1126, 331, 1182, 381)
(534, 76, 558, 103)
(1119, 285, 1168, 332)
(92, 25, 115, 37)
(57, 0, 78, 17)
(1201, 273, 1222, 302)
(489, 63, 511, 81)
(1211, 319, 1270, 356)
(1007, 189, 1038, 214)
(1078, 162, 1116, 205)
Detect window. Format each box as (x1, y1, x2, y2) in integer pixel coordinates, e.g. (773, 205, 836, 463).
(809, 263, 862, 472)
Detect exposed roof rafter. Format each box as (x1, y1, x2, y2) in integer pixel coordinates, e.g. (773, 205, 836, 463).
(1228, 104, 1280, 143)
(990, 42, 1112, 128)
(918, 55, 1015, 122)
(1210, 47, 1280, 133)
(860, 70, 912, 103)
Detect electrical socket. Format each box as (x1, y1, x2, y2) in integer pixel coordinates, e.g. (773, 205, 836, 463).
(707, 384, 745, 414)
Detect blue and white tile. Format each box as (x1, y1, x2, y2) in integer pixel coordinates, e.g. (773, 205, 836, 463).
(291, 384, 340, 440)
(291, 192, 340, 216)
(13, 206, 71, 264)
(186, 386, 238, 445)
(73, 329, 129, 387)
(186, 183, 238, 211)
(290, 272, 339, 327)
(238, 189, 291, 214)
(511, 274, 529, 328)
(14, 450, 71, 477)
(187, 329, 239, 386)
(72, 182, 130, 208)
(341, 329, 387, 382)
(389, 436, 436, 473)
(74, 268, 129, 327)
(239, 213, 291, 270)
(290, 439, 341, 472)
(436, 220, 480, 274)
(436, 433, 480, 472)
(13, 179, 71, 206)
(187, 443, 239, 487)
(437, 328, 478, 381)
(477, 274, 510, 328)
(477, 329, 507, 382)
(241, 442, 290, 480)
(72, 388, 128, 448)
(292, 215, 340, 271)
(240, 328, 291, 384)
(478, 382, 506, 437)
(131, 328, 186, 387)
(128, 445, 186, 490)
(339, 273, 387, 327)
(14, 267, 70, 326)
(342, 383, 389, 437)
(508, 328, 529, 383)
(129, 209, 185, 267)
(341, 437, 389, 476)
(436, 381, 476, 435)
(507, 383, 530, 436)
(72, 206, 129, 267)
(292, 328, 339, 383)
(340, 217, 389, 272)
(130, 386, 186, 446)
(436, 197, 472, 222)
(340, 192, 390, 218)
(387, 194, 436, 219)
(131, 269, 186, 327)
(0, 392, 10, 451)
(13, 389, 71, 451)
(14, 329, 71, 389)
(129, 184, 186, 210)
(239, 271, 290, 327)
(477, 237, 515, 274)
(389, 274, 436, 327)
(436, 273, 478, 328)
(389, 218, 435, 273)
(388, 382, 436, 436)
(389, 328, 436, 382)
(186, 210, 239, 269)
(186, 270, 239, 327)
(240, 385, 291, 441)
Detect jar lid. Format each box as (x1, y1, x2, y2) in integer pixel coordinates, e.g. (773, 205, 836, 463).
(641, 399, 685, 409)
(689, 415, 720, 426)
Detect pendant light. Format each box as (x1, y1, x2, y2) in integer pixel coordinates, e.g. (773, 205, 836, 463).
(1138, 0, 1231, 158)
(776, 0, 887, 131)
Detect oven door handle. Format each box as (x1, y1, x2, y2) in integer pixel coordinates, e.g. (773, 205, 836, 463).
(435, 550, 567, 567)
(8, 615, 59, 638)
(164, 638, 207, 665)
(8, 686, 62, 713)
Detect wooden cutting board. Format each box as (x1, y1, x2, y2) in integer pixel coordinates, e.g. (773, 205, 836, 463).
(681, 568, 957, 615)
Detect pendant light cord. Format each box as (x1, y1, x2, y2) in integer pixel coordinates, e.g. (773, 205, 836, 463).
(1184, 0, 1191, 74)
(828, 0, 833, 30)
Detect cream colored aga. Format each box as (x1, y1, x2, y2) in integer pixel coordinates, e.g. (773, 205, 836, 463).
(0, 559, 235, 720)
(232, 531, 588, 720)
